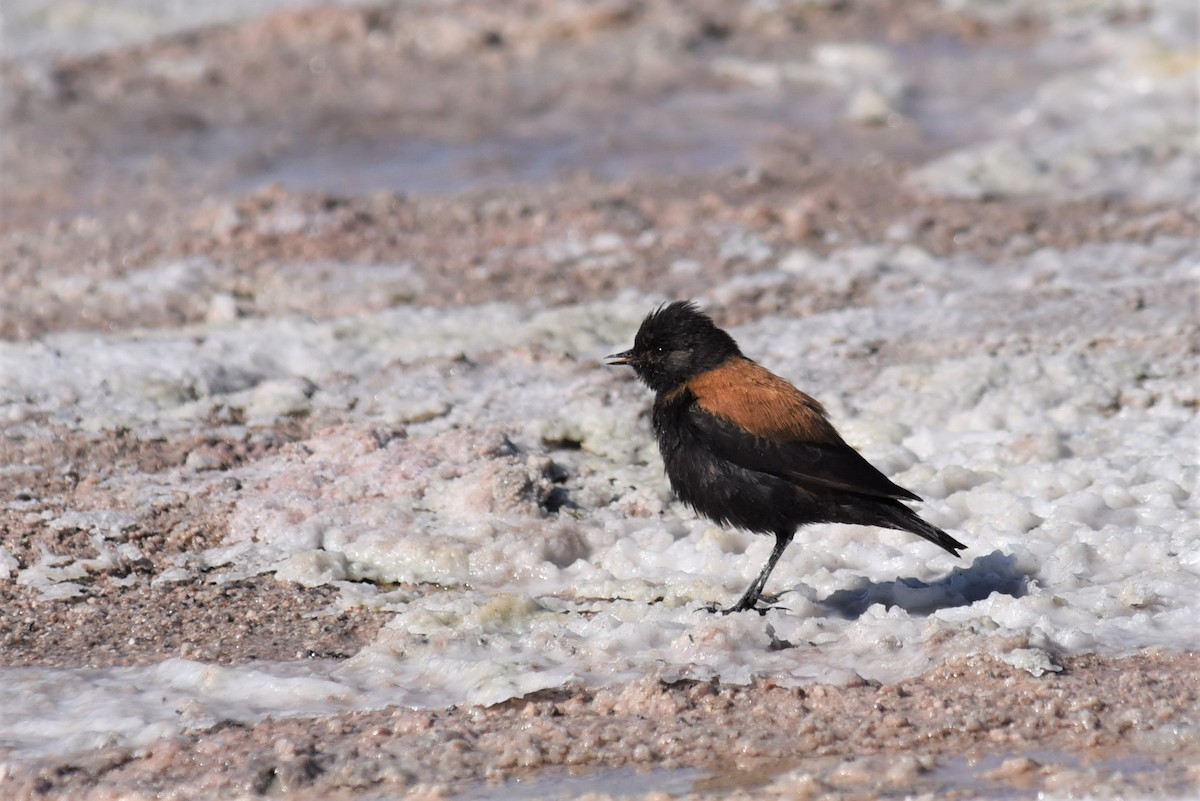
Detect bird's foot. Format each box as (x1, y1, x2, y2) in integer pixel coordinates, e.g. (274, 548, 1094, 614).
(697, 602, 732, 615)
(698, 598, 786, 616)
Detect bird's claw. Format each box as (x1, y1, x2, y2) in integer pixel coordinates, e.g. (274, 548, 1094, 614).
(698, 601, 785, 616)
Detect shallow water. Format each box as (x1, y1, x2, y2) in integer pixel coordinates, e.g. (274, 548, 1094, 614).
(452, 766, 707, 801)
(446, 748, 1172, 800)
(232, 36, 1071, 197)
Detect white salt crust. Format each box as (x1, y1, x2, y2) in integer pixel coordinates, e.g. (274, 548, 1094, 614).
(1, 232, 1196, 759)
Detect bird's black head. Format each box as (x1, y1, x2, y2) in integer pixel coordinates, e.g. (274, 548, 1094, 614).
(606, 301, 741, 393)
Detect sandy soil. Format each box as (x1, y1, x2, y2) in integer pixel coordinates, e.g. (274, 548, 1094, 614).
(2, 0, 1198, 798)
(7, 652, 1200, 799)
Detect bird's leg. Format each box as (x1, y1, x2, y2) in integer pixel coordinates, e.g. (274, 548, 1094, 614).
(724, 530, 794, 613)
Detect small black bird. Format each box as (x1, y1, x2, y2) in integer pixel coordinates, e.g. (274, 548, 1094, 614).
(607, 301, 965, 613)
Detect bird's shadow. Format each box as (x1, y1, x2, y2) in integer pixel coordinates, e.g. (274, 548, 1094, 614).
(809, 550, 1031, 619)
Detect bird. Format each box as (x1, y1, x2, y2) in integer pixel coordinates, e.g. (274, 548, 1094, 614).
(606, 300, 965, 613)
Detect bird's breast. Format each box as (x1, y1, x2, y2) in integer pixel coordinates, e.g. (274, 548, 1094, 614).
(651, 390, 804, 534)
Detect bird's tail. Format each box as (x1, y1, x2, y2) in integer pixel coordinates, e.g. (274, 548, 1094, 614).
(873, 498, 965, 556)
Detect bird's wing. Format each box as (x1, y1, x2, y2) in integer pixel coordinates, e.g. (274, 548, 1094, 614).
(687, 405, 922, 501)
(683, 357, 922, 501)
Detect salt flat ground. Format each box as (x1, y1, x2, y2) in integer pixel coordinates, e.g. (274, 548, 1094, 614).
(1, 0, 1198, 798)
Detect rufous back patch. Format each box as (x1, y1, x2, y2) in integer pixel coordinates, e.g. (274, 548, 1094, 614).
(688, 357, 841, 443)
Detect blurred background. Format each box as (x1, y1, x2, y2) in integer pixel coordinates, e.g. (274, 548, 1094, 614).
(3, 0, 1079, 210)
(1, 0, 1051, 204)
(3, 0, 1193, 339)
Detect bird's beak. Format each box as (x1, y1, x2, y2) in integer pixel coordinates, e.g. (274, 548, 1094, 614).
(605, 349, 635, 366)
